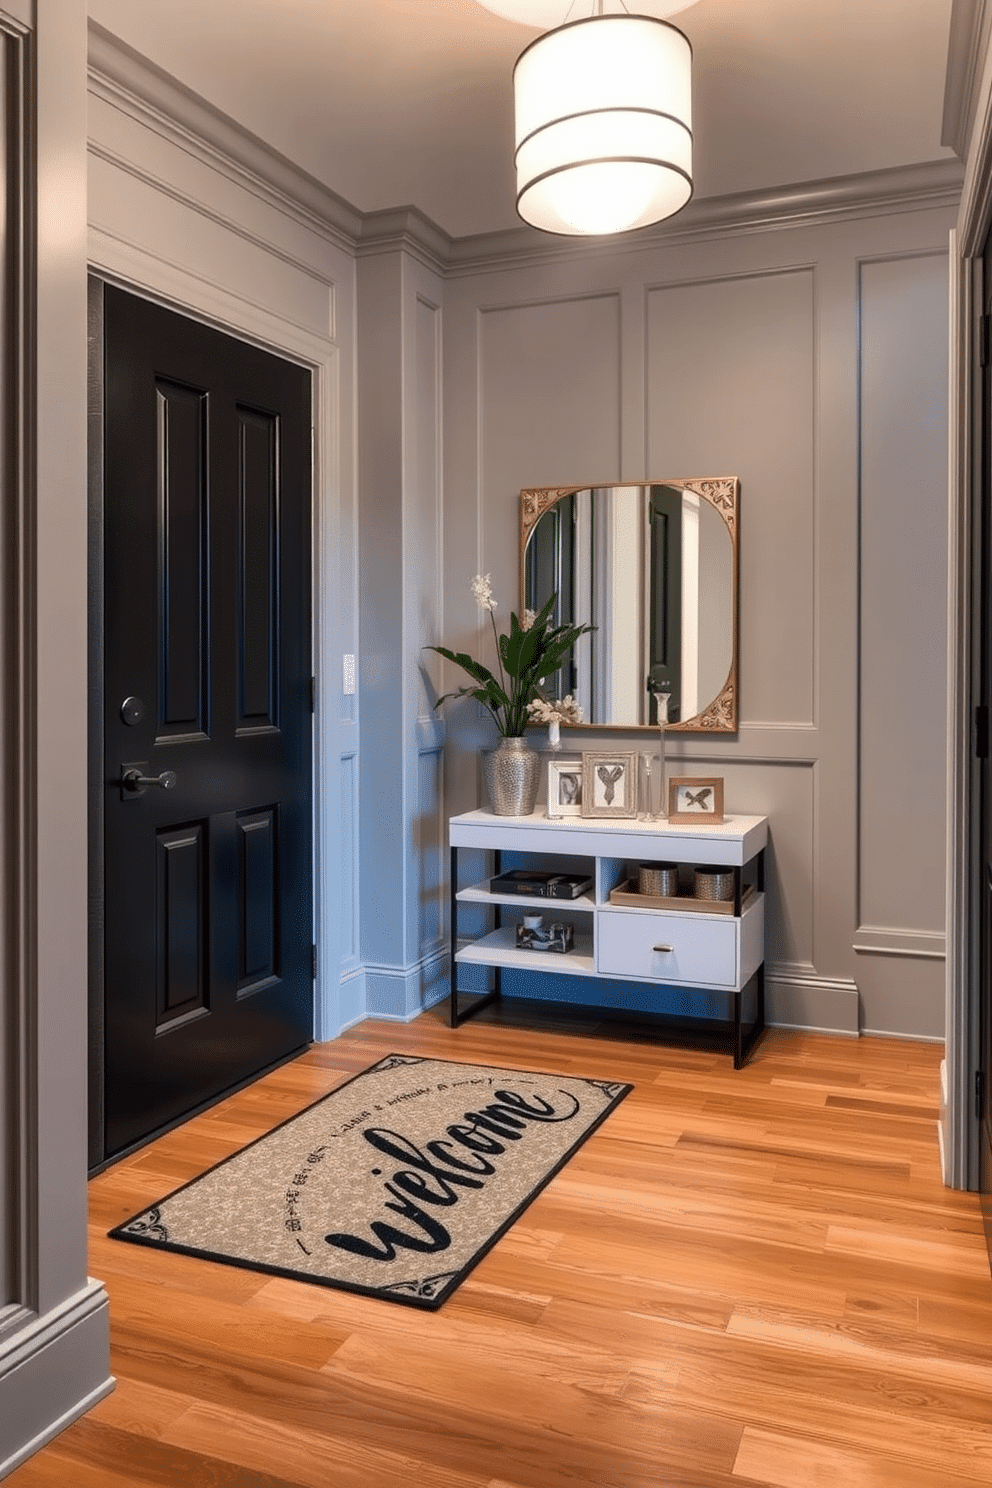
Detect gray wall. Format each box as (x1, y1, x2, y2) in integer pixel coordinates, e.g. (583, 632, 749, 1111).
(357, 245, 448, 1020)
(1, 1, 113, 1476)
(440, 204, 952, 1039)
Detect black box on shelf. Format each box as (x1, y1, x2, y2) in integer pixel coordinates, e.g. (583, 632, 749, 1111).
(515, 920, 574, 953)
(490, 868, 593, 899)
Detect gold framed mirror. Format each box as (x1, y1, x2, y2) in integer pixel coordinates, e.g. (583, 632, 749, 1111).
(520, 478, 739, 732)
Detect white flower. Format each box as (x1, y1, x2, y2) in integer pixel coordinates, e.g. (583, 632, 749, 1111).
(520, 608, 536, 632)
(470, 573, 496, 612)
(527, 694, 584, 726)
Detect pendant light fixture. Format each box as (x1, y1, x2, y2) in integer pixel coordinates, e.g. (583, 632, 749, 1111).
(476, 1, 695, 237)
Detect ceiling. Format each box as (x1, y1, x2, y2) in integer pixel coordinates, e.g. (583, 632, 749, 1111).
(87, 0, 960, 241)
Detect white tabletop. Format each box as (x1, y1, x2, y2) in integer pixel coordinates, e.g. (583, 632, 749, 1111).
(449, 808, 768, 866)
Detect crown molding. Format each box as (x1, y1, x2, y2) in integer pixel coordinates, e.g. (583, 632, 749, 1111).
(443, 159, 964, 275)
(0, 2, 31, 33)
(87, 21, 963, 282)
(355, 207, 452, 276)
(956, 0, 992, 251)
(943, 0, 990, 160)
(87, 19, 363, 253)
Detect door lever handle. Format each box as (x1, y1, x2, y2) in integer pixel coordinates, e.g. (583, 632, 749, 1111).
(121, 766, 177, 794)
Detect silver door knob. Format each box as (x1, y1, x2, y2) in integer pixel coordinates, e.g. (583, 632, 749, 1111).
(122, 768, 177, 792)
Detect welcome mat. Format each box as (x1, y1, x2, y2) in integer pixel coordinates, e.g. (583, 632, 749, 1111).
(109, 1054, 632, 1309)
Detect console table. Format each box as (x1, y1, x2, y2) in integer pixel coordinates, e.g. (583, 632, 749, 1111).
(448, 808, 768, 1068)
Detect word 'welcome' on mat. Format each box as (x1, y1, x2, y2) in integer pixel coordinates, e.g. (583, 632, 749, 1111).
(110, 1054, 633, 1309)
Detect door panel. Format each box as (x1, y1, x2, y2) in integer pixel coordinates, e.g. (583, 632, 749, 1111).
(102, 285, 313, 1161)
(155, 821, 208, 1026)
(237, 807, 279, 993)
(237, 405, 279, 728)
(157, 378, 209, 737)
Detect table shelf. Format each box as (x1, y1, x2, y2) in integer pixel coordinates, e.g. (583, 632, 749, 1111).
(455, 926, 596, 976)
(456, 880, 596, 913)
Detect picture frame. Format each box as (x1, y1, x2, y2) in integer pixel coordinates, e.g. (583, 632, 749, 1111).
(580, 751, 638, 819)
(668, 775, 725, 825)
(547, 756, 584, 818)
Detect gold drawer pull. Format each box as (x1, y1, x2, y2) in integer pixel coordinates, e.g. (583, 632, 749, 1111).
(653, 944, 674, 953)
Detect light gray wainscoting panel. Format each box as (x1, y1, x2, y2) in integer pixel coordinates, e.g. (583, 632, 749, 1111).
(413, 288, 440, 720)
(413, 291, 447, 973)
(339, 747, 360, 969)
(409, 282, 445, 977)
(359, 249, 407, 986)
(646, 268, 816, 729)
(855, 249, 949, 1040)
(479, 292, 623, 572)
(360, 246, 448, 1019)
(415, 291, 444, 716)
(417, 735, 445, 956)
(857, 253, 949, 946)
(439, 289, 623, 820)
(856, 954, 947, 1042)
(704, 758, 815, 970)
(333, 739, 364, 1037)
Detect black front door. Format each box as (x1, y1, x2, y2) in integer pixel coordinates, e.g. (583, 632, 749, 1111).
(101, 285, 313, 1160)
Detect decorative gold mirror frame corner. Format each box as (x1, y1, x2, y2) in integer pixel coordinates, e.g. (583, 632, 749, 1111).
(519, 477, 740, 734)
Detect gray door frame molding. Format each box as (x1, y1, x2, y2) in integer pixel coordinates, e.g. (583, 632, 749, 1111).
(947, 30, 992, 1190)
(1, 2, 114, 1475)
(1, 4, 36, 1321)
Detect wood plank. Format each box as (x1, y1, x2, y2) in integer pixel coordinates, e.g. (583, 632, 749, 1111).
(10, 1019, 992, 1488)
(733, 1425, 992, 1488)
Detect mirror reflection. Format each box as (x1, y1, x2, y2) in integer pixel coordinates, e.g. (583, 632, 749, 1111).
(520, 479, 739, 731)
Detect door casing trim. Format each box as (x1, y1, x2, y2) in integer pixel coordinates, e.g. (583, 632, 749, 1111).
(947, 22, 992, 1189)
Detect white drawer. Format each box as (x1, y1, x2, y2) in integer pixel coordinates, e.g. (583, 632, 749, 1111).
(597, 908, 738, 987)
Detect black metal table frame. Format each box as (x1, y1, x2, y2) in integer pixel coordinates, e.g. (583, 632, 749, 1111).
(449, 845, 766, 1069)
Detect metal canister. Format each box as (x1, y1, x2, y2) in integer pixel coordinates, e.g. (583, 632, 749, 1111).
(639, 862, 679, 897)
(693, 866, 735, 902)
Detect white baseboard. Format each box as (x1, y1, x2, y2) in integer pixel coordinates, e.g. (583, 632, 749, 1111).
(334, 967, 367, 1035)
(765, 965, 860, 1035)
(0, 1281, 114, 1479)
(363, 951, 449, 1022)
(939, 1057, 949, 1185)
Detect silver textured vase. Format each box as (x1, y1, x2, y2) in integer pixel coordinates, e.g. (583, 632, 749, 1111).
(482, 735, 542, 816)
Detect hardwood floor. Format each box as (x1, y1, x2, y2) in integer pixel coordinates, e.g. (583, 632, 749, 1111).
(11, 1005, 992, 1487)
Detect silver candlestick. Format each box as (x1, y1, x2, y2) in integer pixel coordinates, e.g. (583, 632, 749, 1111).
(655, 690, 670, 819)
(638, 752, 653, 820)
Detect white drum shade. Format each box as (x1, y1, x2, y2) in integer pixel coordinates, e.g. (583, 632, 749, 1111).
(514, 14, 693, 236)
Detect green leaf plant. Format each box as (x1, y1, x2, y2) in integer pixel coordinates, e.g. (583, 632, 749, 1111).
(426, 574, 594, 738)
